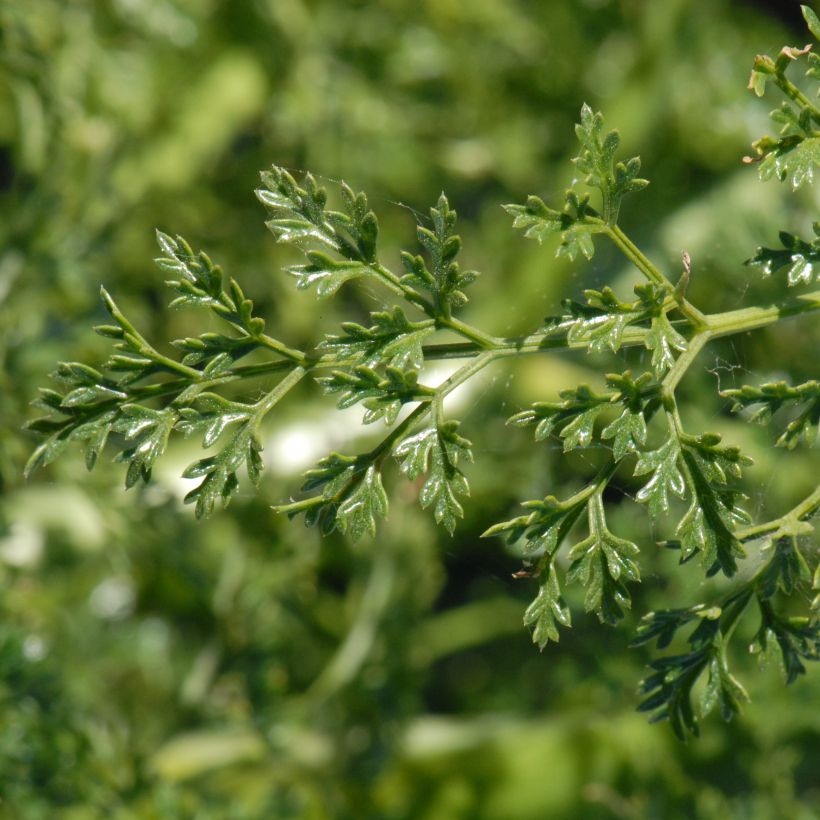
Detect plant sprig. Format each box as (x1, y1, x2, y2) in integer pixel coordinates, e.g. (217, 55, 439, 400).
(26, 12, 820, 739)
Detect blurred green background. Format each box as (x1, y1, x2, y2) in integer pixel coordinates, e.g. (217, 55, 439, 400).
(1, 0, 819, 817)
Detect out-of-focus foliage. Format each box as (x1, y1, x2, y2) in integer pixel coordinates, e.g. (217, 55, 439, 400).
(2, 0, 819, 818)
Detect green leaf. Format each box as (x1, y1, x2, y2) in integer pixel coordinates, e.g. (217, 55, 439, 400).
(566, 493, 640, 624)
(802, 5, 820, 40)
(113, 406, 177, 489)
(674, 448, 748, 577)
(287, 252, 370, 298)
(317, 366, 431, 425)
(572, 103, 649, 223)
(568, 312, 628, 354)
(555, 219, 598, 262)
(157, 231, 224, 307)
(504, 191, 603, 261)
(701, 639, 750, 722)
(320, 307, 434, 369)
(24, 433, 70, 479)
(394, 421, 473, 534)
(752, 599, 819, 684)
(256, 167, 384, 303)
(636, 592, 751, 739)
(482, 494, 587, 556)
(559, 407, 600, 451)
(172, 332, 259, 369)
(503, 195, 564, 243)
(681, 431, 753, 485)
(182, 420, 264, 518)
(507, 384, 611, 449)
(159, 233, 292, 352)
(301, 452, 360, 497)
(644, 313, 687, 375)
(758, 135, 820, 189)
(757, 536, 812, 599)
(631, 605, 719, 651)
(60, 384, 128, 408)
(638, 649, 708, 739)
(634, 438, 686, 517)
(601, 407, 647, 460)
(746, 226, 820, 286)
(399, 194, 478, 316)
(335, 465, 388, 541)
(606, 369, 657, 402)
(523, 561, 571, 648)
(722, 380, 820, 447)
(176, 393, 254, 448)
(257, 167, 368, 257)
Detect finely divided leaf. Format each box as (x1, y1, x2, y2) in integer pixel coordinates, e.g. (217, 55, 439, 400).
(675, 449, 748, 577)
(317, 366, 431, 425)
(524, 562, 572, 648)
(752, 599, 819, 684)
(482, 494, 587, 556)
(335, 465, 388, 541)
(257, 166, 384, 297)
(572, 104, 649, 223)
(176, 393, 254, 448)
(504, 191, 603, 261)
(701, 641, 750, 722)
(113, 406, 177, 488)
(287, 252, 370, 298)
(399, 194, 478, 316)
(644, 313, 687, 375)
(183, 421, 264, 518)
(394, 421, 473, 534)
(746, 225, 820, 286)
(320, 307, 434, 370)
(634, 438, 686, 517)
(602, 407, 647, 460)
(566, 493, 640, 624)
(723, 380, 820, 448)
(758, 135, 820, 189)
(507, 385, 611, 450)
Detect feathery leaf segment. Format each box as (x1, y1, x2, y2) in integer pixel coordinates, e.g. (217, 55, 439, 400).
(27, 8, 820, 739)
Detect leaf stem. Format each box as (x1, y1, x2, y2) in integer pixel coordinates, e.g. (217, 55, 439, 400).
(735, 484, 820, 543)
(373, 262, 437, 317)
(604, 224, 669, 289)
(661, 332, 712, 395)
(438, 315, 498, 349)
(704, 289, 820, 336)
(773, 71, 820, 123)
(102, 287, 203, 380)
(252, 366, 307, 419)
(604, 226, 707, 326)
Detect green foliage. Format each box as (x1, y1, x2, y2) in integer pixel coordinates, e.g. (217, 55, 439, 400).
(747, 225, 820, 286)
(634, 438, 686, 517)
(572, 103, 649, 223)
(633, 516, 819, 740)
(319, 307, 434, 370)
(723, 380, 820, 448)
(746, 8, 820, 189)
(503, 191, 603, 261)
(523, 560, 571, 648)
(566, 493, 640, 625)
(335, 464, 389, 541)
(28, 18, 820, 739)
(14, 2, 820, 801)
(318, 365, 433, 425)
(399, 194, 479, 318)
(393, 421, 473, 534)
